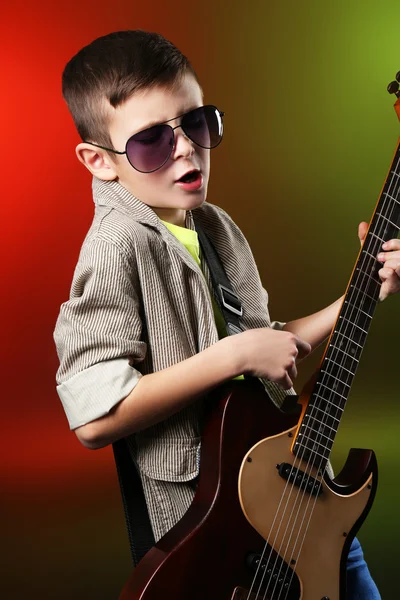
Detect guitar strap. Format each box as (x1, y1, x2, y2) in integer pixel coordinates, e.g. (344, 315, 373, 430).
(112, 218, 244, 566)
(194, 217, 244, 337)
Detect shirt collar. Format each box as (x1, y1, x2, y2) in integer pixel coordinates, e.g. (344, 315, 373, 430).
(92, 176, 197, 232)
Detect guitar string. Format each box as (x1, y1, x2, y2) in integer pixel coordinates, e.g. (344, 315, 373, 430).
(249, 149, 400, 600)
(255, 221, 379, 600)
(247, 152, 400, 600)
(273, 164, 400, 600)
(244, 434, 303, 600)
(277, 157, 400, 600)
(279, 183, 400, 600)
(275, 152, 400, 600)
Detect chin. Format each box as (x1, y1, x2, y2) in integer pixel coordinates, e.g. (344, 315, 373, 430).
(187, 193, 207, 210)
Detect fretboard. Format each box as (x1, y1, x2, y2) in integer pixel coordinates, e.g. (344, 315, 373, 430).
(293, 141, 400, 471)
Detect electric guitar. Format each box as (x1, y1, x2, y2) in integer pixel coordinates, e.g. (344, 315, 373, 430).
(119, 74, 400, 600)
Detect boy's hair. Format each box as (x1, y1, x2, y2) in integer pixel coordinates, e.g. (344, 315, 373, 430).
(62, 30, 201, 149)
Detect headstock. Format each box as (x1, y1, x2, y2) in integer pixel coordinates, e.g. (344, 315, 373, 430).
(387, 71, 400, 120)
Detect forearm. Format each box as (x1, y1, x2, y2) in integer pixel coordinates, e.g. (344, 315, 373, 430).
(75, 335, 242, 450)
(282, 295, 344, 353)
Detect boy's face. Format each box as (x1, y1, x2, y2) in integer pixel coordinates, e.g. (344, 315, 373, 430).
(80, 72, 210, 227)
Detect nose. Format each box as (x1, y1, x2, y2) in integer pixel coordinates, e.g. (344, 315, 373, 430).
(172, 126, 195, 159)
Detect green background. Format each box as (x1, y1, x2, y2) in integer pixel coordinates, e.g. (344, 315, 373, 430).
(2, 0, 399, 598)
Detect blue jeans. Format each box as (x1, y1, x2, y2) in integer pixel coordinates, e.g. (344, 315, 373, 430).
(346, 537, 381, 599)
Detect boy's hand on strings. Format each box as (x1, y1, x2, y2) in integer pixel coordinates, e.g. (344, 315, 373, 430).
(237, 328, 311, 390)
(358, 221, 400, 302)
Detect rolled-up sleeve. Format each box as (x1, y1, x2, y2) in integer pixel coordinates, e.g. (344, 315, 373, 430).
(54, 237, 147, 429)
(271, 320, 286, 330)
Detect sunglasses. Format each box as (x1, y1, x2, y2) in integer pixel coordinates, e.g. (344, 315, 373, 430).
(84, 104, 224, 174)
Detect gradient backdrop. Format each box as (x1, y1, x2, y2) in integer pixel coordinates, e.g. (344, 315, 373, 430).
(2, 1, 400, 598)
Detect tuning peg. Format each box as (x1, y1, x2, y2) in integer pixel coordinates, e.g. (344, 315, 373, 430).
(396, 71, 400, 83)
(387, 80, 400, 97)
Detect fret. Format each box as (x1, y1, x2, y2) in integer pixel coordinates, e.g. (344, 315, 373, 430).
(296, 425, 339, 442)
(373, 219, 400, 241)
(356, 253, 382, 287)
(325, 350, 358, 379)
(350, 283, 381, 316)
(301, 419, 336, 436)
(316, 381, 347, 402)
(304, 403, 341, 422)
(362, 278, 381, 302)
(311, 400, 344, 420)
(383, 191, 400, 205)
(357, 250, 382, 274)
(335, 321, 366, 350)
(295, 443, 330, 461)
(315, 381, 347, 402)
(343, 299, 373, 320)
(324, 357, 355, 378)
(320, 371, 351, 387)
(332, 330, 362, 350)
(349, 284, 378, 304)
(325, 347, 359, 383)
(369, 231, 386, 243)
(340, 317, 367, 334)
(312, 393, 345, 411)
(317, 374, 350, 399)
(340, 302, 373, 333)
(362, 249, 380, 262)
(390, 170, 400, 179)
(303, 408, 341, 427)
(364, 237, 384, 259)
(329, 343, 360, 363)
(354, 267, 382, 287)
(370, 220, 399, 243)
(297, 428, 332, 444)
(299, 436, 333, 453)
(375, 212, 399, 228)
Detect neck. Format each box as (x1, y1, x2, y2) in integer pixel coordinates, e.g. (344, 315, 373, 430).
(154, 208, 186, 227)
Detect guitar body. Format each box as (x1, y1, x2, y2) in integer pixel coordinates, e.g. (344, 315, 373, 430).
(119, 378, 377, 600)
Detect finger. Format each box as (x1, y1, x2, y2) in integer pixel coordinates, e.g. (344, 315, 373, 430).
(379, 266, 399, 281)
(288, 362, 298, 382)
(295, 337, 312, 357)
(378, 271, 400, 301)
(281, 373, 294, 390)
(358, 221, 369, 245)
(377, 253, 400, 264)
(385, 271, 400, 290)
(379, 258, 400, 270)
(382, 239, 400, 251)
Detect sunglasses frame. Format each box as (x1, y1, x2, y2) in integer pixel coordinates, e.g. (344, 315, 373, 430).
(83, 104, 225, 174)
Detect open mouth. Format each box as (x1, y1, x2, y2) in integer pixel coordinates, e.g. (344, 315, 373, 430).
(177, 170, 200, 183)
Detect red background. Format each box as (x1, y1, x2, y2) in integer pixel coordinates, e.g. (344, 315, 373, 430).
(3, 1, 400, 598)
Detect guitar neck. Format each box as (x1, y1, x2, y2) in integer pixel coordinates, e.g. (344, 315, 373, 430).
(293, 140, 400, 471)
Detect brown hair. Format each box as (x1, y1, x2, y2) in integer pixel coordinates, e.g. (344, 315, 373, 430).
(62, 30, 201, 149)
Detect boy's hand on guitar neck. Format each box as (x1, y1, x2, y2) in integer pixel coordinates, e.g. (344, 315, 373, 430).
(358, 221, 400, 301)
(236, 328, 311, 390)
(232, 221, 400, 393)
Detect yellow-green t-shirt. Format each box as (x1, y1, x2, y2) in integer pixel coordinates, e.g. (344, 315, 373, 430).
(161, 220, 244, 380)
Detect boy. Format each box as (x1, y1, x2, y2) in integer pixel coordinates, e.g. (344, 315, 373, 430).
(54, 29, 399, 597)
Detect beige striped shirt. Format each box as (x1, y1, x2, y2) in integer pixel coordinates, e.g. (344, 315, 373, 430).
(53, 176, 296, 541)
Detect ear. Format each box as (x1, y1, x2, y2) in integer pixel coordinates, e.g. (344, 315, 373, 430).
(75, 143, 118, 181)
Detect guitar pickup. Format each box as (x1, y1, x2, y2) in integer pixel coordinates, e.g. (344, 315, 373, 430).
(277, 463, 323, 497)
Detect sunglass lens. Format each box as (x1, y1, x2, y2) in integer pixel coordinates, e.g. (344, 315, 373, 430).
(126, 124, 173, 173)
(183, 106, 223, 149)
